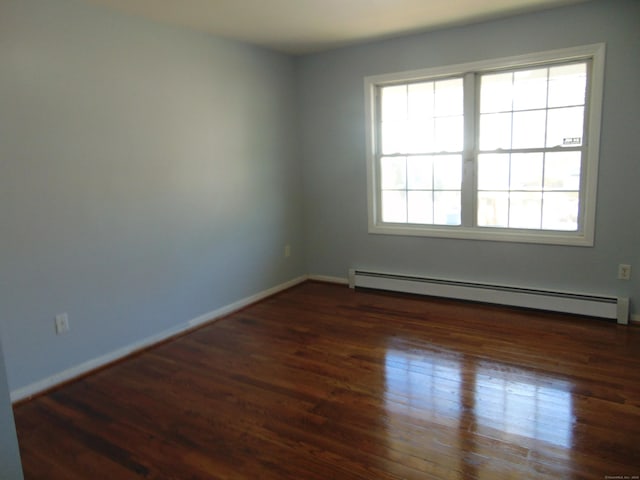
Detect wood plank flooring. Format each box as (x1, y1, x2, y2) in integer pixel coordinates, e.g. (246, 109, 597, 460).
(13, 281, 640, 479)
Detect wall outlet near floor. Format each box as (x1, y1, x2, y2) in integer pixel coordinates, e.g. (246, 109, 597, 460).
(55, 313, 70, 334)
(284, 244, 291, 258)
(617, 264, 631, 280)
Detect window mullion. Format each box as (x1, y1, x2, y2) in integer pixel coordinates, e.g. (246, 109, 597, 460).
(461, 72, 476, 228)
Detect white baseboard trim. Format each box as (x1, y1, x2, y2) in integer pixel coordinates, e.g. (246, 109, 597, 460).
(10, 275, 307, 403)
(307, 274, 349, 285)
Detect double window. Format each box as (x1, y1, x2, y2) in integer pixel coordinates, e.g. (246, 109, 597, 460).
(365, 44, 605, 245)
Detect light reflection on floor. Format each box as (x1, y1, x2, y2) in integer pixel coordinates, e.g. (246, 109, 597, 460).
(384, 348, 463, 427)
(474, 367, 573, 448)
(384, 346, 574, 452)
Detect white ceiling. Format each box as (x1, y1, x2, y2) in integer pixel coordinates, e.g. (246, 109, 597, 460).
(81, 0, 587, 54)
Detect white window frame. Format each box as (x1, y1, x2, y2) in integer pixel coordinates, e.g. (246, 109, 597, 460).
(364, 44, 605, 246)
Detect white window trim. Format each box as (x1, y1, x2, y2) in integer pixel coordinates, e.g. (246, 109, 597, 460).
(364, 43, 605, 246)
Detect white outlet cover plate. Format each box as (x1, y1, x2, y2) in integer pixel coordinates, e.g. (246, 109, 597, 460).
(55, 314, 69, 334)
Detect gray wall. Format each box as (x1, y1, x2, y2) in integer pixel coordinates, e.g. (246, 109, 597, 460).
(0, 340, 23, 479)
(0, 0, 304, 392)
(297, 0, 640, 311)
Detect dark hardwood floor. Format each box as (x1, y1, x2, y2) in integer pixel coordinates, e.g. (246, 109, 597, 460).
(14, 281, 640, 479)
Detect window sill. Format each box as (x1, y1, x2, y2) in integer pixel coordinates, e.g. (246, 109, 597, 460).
(368, 223, 594, 247)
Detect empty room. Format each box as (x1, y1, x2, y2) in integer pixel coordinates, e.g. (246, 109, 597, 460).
(1, 0, 639, 478)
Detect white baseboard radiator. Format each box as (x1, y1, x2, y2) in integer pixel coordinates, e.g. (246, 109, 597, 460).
(348, 269, 630, 325)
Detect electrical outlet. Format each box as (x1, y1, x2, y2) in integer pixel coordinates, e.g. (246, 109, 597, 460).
(55, 313, 70, 334)
(284, 244, 291, 258)
(618, 264, 631, 280)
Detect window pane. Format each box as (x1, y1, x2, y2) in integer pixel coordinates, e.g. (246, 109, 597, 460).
(548, 63, 587, 108)
(435, 116, 463, 152)
(408, 191, 433, 224)
(542, 192, 579, 230)
(478, 153, 510, 191)
(408, 82, 434, 121)
(434, 78, 463, 116)
(381, 156, 406, 189)
(510, 192, 542, 229)
(381, 121, 407, 154)
(479, 112, 512, 150)
(480, 72, 513, 113)
(513, 68, 548, 111)
(478, 192, 509, 227)
(510, 153, 543, 191)
(382, 191, 407, 223)
(433, 155, 462, 190)
(407, 156, 433, 189)
(544, 151, 581, 191)
(381, 85, 407, 122)
(546, 107, 584, 148)
(406, 119, 434, 153)
(512, 110, 546, 149)
(434, 191, 461, 225)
